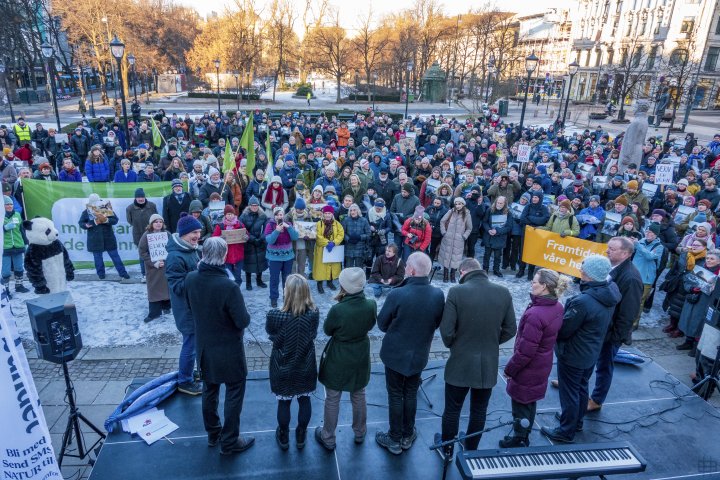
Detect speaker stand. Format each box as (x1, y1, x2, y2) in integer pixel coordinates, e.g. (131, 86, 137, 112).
(692, 345, 720, 401)
(57, 361, 106, 467)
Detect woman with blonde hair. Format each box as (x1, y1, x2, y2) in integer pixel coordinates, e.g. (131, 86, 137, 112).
(266, 274, 320, 450)
(502, 268, 569, 448)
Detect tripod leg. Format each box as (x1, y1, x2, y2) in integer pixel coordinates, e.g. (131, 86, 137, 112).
(57, 412, 75, 467)
(78, 411, 107, 438)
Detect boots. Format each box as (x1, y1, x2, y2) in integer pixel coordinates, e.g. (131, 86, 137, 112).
(498, 435, 529, 449)
(256, 274, 267, 288)
(14, 276, 29, 294)
(276, 427, 289, 451)
(1, 279, 11, 299)
(450, 269, 457, 283)
(676, 338, 694, 351)
(246, 272, 253, 291)
(296, 426, 307, 449)
(317, 281, 325, 294)
(515, 268, 525, 279)
(326, 280, 336, 290)
(443, 268, 449, 283)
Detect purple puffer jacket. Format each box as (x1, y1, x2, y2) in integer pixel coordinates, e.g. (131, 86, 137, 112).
(504, 295, 564, 404)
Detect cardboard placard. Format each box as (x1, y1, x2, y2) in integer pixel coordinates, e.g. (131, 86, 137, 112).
(221, 227, 248, 244)
(641, 182, 658, 197)
(147, 232, 169, 262)
(674, 205, 695, 224)
(54, 133, 68, 144)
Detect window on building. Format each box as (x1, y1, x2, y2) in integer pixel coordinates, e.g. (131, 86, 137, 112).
(648, 45, 658, 68)
(680, 17, 695, 33)
(715, 15, 720, 35)
(607, 49, 615, 65)
(595, 49, 603, 66)
(626, 18, 633, 36)
(620, 48, 629, 66)
(586, 49, 592, 66)
(632, 47, 643, 67)
(705, 47, 720, 71)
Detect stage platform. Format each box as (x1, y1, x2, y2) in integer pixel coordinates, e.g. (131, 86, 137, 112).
(89, 357, 720, 480)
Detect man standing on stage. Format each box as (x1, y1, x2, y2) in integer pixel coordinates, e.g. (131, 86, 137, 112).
(542, 255, 620, 443)
(435, 258, 516, 458)
(185, 237, 255, 455)
(375, 252, 445, 455)
(588, 236, 643, 412)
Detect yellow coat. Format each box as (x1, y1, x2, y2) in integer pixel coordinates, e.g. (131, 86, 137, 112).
(313, 219, 345, 280)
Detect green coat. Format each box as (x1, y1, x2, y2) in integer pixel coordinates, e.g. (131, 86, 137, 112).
(539, 213, 580, 237)
(319, 292, 377, 392)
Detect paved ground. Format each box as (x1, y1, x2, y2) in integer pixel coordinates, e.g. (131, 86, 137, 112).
(30, 320, 717, 480)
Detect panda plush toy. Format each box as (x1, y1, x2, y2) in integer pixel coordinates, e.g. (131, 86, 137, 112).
(23, 217, 75, 294)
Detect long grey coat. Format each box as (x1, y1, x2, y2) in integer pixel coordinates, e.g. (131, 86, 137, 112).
(438, 208, 472, 270)
(440, 270, 517, 389)
(138, 231, 170, 303)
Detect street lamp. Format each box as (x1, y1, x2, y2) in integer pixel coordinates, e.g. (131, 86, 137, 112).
(245, 71, 251, 105)
(233, 71, 239, 112)
(127, 54, 137, 102)
(372, 73, 378, 111)
(562, 60, 580, 128)
(213, 59, 221, 112)
(85, 68, 96, 118)
(519, 52, 539, 131)
(41, 42, 61, 130)
(404, 61, 413, 119)
(354, 69, 359, 104)
(0, 62, 16, 123)
(143, 68, 150, 103)
(486, 55, 496, 103)
(109, 36, 130, 142)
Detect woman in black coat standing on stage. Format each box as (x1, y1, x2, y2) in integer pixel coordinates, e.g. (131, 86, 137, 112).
(266, 274, 319, 450)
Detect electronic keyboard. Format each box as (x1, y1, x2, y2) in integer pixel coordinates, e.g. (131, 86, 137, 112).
(456, 441, 646, 479)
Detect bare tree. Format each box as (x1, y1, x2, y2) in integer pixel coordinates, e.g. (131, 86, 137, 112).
(298, 0, 329, 84)
(605, 36, 657, 120)
(305, 14, 351, 103)
(352, 8, 388, 100)
(266, 0, 297, 100)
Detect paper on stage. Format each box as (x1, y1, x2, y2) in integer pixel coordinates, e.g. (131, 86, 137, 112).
(137, 418, 179, 445)
(322, 245, 345, 263)
(123, 407, 163, 433)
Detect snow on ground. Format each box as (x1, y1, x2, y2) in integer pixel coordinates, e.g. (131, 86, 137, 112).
(10, 262, 669, 349)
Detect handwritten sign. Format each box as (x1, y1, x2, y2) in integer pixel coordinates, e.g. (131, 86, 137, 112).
(517, 144, 531, 163)
(655, 163, 674, 185)
(221, 227, 248, 244)
(147, 232, 169, 262)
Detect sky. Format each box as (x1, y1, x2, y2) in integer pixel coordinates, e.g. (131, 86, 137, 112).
(178, 0, 571, 34)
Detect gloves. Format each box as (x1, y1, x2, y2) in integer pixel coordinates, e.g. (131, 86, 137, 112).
(327, 242, 335, 252)
(3, 222, 16, 231)
(560, 232, 567, 238)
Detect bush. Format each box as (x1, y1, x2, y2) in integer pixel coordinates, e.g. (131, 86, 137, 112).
(295, 83, 313, 97)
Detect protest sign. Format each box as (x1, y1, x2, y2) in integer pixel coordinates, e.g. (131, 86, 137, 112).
(521, 227, 608, 277)
(655, 163, 674, 185)
(147, 232, 169, 262)
(296, 221, 317, 239)
(322, 245, 345, 263)
(220, 228, 248, 244)
(517, 144, 531, 163)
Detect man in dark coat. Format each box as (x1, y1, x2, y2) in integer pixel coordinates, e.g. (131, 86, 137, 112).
(185, 237, 254, 455)
(375, 252, 444, 454)
(78, 195, 129, 280)
(125, 188, 158, 279)
(165, 213, 202, 395)
(163, 179, 192, 233)
(436, 258, 516, 458)
(542, 255, 620, 443)
(588, 237, 643, 412)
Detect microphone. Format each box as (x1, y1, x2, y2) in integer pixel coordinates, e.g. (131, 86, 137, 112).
(429, 418, 530, 450)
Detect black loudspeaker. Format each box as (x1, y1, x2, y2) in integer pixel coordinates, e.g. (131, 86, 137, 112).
(26, 292, 82, 364)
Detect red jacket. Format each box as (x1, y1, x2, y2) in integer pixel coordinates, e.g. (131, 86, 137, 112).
(212, 221, 245, 264)
(401, 218, 432, 251)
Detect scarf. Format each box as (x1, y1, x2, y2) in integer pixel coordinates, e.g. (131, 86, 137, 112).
(223, 218, 239, 229)
(323, 219, 334, 239)
(263, 183, 285, 206)
(686, 249, 706, 271)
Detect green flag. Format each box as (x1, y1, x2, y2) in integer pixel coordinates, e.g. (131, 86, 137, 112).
(222, 140, 234, 174)
(265, 131, 273, 174)
(150, 118, 163, 148)
(240, 116, 255, 177)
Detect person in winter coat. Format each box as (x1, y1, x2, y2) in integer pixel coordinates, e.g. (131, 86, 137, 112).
(542, 255, 620, 444)
(375, 253, 444, 454)
(313, 205, 344, 294)
(617, 216, 642, 240)
(487, 170, 522, 202)
(246, 169, 268, 201)
(113, 158, 138, 183)
(632, 225, 664, 328)
(261, 175, 288, 215)
(264, 206, 299, 308)
(78, 194, 129, 280)
(539, 199, 579, 238)
(679, 251, 720, 356)
(482, 195, 514, 277)
(368, 243, 406, 298)
(316, 268, 377, 451)
(690, 252, 720, 380)
(163, 179, 192, 233)
(212, 204, 247, 288)
(138, 214, 171, 323)
(436, 258, 516, 458)
(426, 197, 449, 261)
(239, 196, 268, 290)
(367, 198, 393, 260)
(286, 198, 315, 277)
(265, 274, 319, 450)
(199, 168, 233, 207)
(621, 180, 650, 218)
(185, 237, 254, 455)
(501, 269, 568, 448)
(2, 196, 29, 294)
(517, 191, 551, 280)
(189, 200, 213, 244)
(439, 198, 473, 282)
(400, 206, 432, 262)
(341, 203, 371, 268)
(671, 239, 709, 350)
(84, 146, 110, 182)
(58, 157, 82, 182)
(503, 192, 529, 271)
(466, 185, 488, 259)
(577, 195, 606, 240)
(390, 183, 421, 227)
(126, 188, 158, 279)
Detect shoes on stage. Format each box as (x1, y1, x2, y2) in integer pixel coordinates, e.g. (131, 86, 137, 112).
(375, 431, 402, 455)
(498, 435, 529, 449)
(586, 399, 602, 412)
(354, 433, 365, 444)
(554, 412, 583, 432)
(177, 381, 203, 396)
(550, 379, 559, 389)
(296, 427, 307, 449)
(540, 426, 574, 444)
(314, 426, 335, 451)
(433, 433, 454, 462)
(401, 427, 417, 451)
(276, 427, 289, 451)
(207, 432, 220, 447)
(219, 437, 255, 455)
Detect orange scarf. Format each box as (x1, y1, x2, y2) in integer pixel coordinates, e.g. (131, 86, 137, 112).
(686, 249, 706, 271)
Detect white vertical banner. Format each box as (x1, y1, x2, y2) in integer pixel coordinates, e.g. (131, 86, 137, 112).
(0, 228, 62, 479)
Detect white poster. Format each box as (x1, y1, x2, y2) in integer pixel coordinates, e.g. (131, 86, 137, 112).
(0, 231, 62, 479)
(147, 232, 169, 262)
(655, 163, 674, 185)
(517, 144, 531, 163)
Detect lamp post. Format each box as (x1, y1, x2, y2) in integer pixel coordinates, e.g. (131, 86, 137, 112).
(486, 55, 496, 104)
(213, 59, 221, 113)
(109, 36, 130, 142)
(127, 54, 137, 102)
(562, 60, 579, 128)
(556, 75, 567, 124)
(372, 73, 378, 111)
(85, 69, 96, 118)
(233, 71, 239, 112)
(152, 68, 157, 93)
(143, 68, 150, 103)
(0, 62, 15, 123)
(354, 69, 359, 104)
(245, 71, 251, 105)
(40, 42, 61, 130)
(519, 52, 539, 132)
(404, 61, 413, 119)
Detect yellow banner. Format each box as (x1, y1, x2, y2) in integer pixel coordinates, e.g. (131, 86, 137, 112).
(521, 226, 608, 278)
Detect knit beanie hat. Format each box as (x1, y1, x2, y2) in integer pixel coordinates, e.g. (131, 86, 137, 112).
(3, 195, 13, 206)
(224, 204, 236, 215)
(413, 205, 425, 219)
(581, 255, 612, 282)
(402, 183, 414, 194)
(248, 196, 260, 206)
(648, 223, 661, 236)
(626, 180, 639, 190)
(294, 197, 306, 210)
(171, 179, 183, 188)
(189, 200, 203, 213)
(622, 216, 635, 226)
(148, 213, 163, 226)
(339, 267, 366, 295)
(134, 188, 146, 198)
(176, 212, 203, 237)
(614, 196, 628, 206)
(559, 199, 572, 210)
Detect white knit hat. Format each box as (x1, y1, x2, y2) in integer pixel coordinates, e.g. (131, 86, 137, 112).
(339, 267, 366, 295)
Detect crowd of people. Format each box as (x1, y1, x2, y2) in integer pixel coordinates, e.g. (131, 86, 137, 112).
(2, 107, 720, 456)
